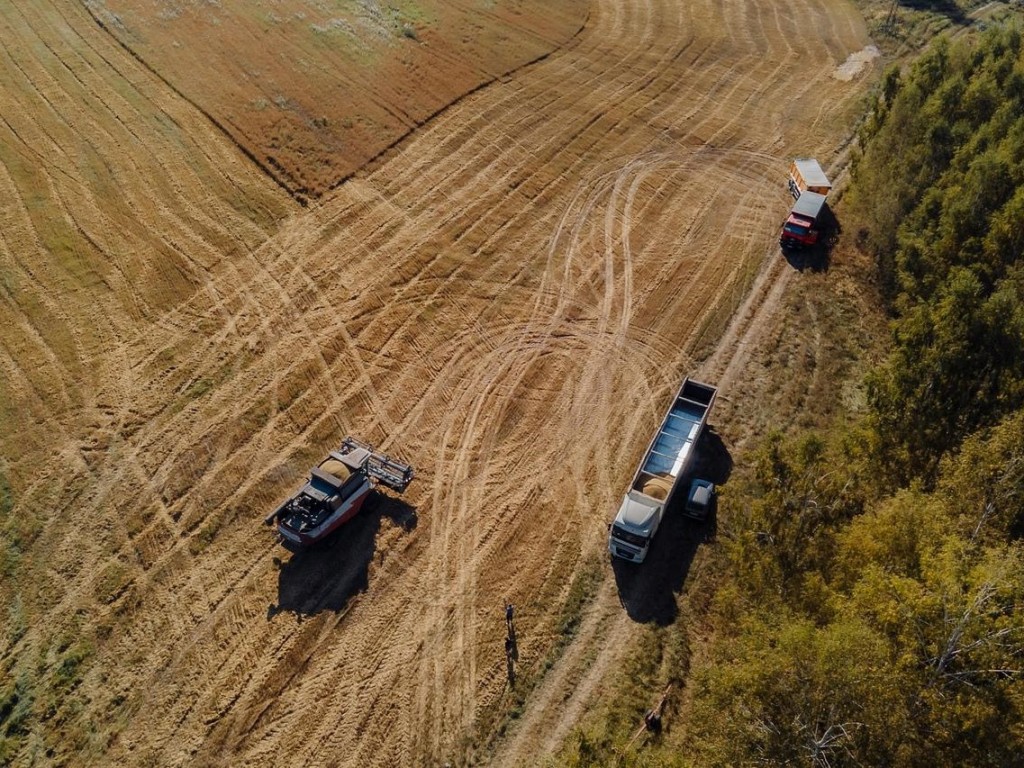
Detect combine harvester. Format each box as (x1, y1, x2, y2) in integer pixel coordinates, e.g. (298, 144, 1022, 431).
(780, 158, 832, 251)
(265, 437, 414, 548)
(608, 377, 717, 563)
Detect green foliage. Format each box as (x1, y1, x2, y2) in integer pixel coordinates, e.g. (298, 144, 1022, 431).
(833, 489, 948, 586)
(0, 670, 34, 763)
(683, 31, 1024, 757)
(840, 518, 1024, 764)
(566, 23, 1024, 768)
(689, 418, 1024, 766)
(848, 24, 1024, 482)
(184, 377, 213, 400)
(690, 616, 908, 768)
(868, 266, 1024, 481)
(0, 470, 11, 519)
(93, 562, 132, 604)
(5, 594, 26, 647)
(0, 674, 31, 736)
(852, 25, 1024, 289)
(939, 409, 1024, 540)
(53, 642, 93, 691)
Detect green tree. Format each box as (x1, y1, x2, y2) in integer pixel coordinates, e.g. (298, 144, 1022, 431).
(869, 266, 1024, 483)
(689, 615, 913, 768)
(724, 432, 868, 611)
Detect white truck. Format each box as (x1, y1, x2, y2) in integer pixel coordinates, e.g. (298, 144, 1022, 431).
(787, 158, 832, 199)
(781, 159, 833, 251)
(608, 377, 718, 563)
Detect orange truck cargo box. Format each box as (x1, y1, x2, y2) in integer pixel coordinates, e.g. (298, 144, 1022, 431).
(788, 159, 832, 199)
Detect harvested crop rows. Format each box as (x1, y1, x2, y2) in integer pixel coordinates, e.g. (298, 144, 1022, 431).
(0, 0, 873, 765)
(85, 0, 590, 199)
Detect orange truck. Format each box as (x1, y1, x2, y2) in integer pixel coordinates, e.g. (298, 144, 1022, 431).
(780, 159, 832, 250)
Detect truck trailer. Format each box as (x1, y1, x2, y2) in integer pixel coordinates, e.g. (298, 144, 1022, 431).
(608, 377, 717, 563)
(788, 158, 832, 199)
(781, 158, 831, 251)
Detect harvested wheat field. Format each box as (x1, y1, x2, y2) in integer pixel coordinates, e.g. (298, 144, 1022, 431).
(84, 0, 589, 200)
(0, 0, 876, 765)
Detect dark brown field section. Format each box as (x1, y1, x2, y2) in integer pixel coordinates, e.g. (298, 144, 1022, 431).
(0, 0, 877, 764)
(85, 0, 588, 201)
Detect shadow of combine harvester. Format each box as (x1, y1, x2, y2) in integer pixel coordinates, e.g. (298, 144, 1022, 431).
(268, 495, 416, 618)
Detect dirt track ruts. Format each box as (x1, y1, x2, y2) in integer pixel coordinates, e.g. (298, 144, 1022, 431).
(0, 0, 873, 765)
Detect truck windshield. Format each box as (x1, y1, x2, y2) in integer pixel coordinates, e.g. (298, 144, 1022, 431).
(611, 525, 647, 548)
(783, 222, 810, 236)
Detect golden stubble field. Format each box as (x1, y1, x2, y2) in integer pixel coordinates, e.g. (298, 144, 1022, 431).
(0, 0, 876, 765)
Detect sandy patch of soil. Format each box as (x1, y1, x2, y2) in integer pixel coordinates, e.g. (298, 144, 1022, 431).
(833, 44, 880, 79)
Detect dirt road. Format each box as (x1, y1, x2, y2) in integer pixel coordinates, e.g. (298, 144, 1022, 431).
(0, 0, 873, 765)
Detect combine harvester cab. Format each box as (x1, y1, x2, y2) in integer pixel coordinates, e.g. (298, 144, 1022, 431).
(265, 437, 414, 549)
(608, 378, 717, 563)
